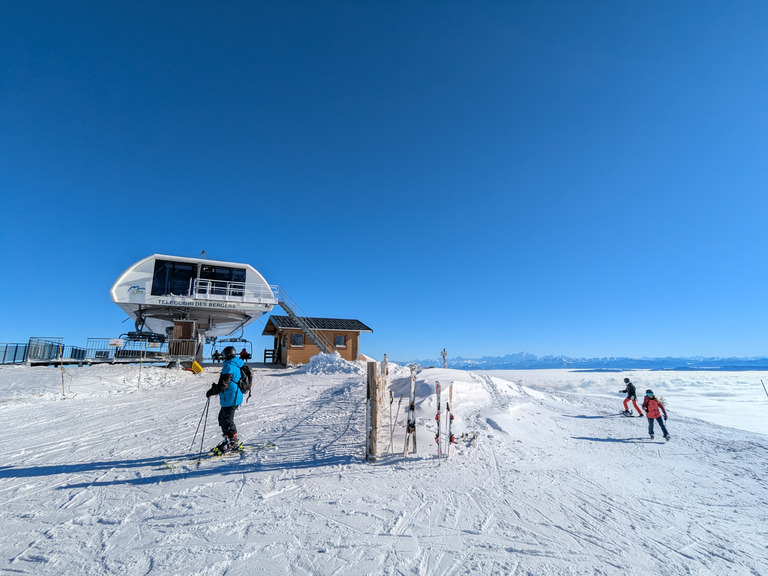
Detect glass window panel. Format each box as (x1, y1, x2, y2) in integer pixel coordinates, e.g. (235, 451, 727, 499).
(151, 260, 173, 296)
(170, 263, 196, 295)
(231, 268, 246, 283)
(230, 268, 246, 296)
(199, 265, 216, 279)
(213, 267, 231, 281)
(210, 267, 229, 295)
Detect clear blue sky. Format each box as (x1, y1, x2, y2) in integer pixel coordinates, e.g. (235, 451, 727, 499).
(2, 2, 767, 361)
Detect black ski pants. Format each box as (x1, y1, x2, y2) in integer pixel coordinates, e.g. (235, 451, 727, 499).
(217, 405, 238, 438)
(647, 416, 669, 437)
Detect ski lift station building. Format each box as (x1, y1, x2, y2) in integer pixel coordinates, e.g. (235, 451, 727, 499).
(111, 254, 277, 360)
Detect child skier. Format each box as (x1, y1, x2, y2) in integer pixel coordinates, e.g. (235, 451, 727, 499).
(641, 389, 670, 440)
(619, 377, 643, 416)
(205, 346, 244, 454)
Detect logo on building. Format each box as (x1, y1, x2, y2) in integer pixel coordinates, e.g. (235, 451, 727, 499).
(128, 285, 145, 295)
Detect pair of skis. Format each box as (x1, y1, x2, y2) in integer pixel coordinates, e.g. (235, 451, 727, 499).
(402, 368, 456, 460)
(403, 365, 418, 456)
(435, 380, 455, 459)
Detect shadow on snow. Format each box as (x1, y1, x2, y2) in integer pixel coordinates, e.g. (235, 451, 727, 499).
(571, 436, 666, 444)
(0, 447, 364, 489)
(565, 414, 640, 419)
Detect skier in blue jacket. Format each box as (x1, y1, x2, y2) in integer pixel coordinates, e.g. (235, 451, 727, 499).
(205, 346, 244, 454)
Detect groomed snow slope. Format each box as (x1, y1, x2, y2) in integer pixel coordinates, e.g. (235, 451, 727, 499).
(1, 358, 766, 575)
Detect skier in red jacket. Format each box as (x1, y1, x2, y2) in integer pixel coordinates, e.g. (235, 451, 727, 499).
(641, 389, 670, 441)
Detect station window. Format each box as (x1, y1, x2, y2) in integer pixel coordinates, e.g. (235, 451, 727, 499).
(290, 334, 304, 347)
(199, 265, 246, 296)
(151, 260, 197, 296)
(335, 335, 347, 348)
(230, 268, 246, 296)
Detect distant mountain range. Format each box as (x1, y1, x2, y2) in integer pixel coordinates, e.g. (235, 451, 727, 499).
(397, 351, 768, 371)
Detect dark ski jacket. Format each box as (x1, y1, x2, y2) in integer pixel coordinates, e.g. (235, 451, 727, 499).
(621, 382, 637, 399)
(208, 357, 244, 407)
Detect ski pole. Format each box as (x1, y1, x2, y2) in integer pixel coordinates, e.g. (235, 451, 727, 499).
(388, 391, 393, 452)
(190, 397, 211, 450)
(197, 398, 211, 462)
(761, 379, 768, 399)
(388, 395, 403, 454)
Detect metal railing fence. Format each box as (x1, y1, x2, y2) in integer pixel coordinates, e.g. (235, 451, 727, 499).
(0, 343, 28, 364)
(27, 338, 86, 363)
(86, 337, 168, 362)
(192, 279, 277, 303)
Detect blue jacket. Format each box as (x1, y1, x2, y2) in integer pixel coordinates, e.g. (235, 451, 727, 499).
(218, 357, 244, 407)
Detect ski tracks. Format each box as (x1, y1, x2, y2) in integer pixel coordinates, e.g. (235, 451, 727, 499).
(2, 365, 768, 575)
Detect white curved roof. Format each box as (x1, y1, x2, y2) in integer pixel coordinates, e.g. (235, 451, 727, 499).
(111, 254, 277, 337)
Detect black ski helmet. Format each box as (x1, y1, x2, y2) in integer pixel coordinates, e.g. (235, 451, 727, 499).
(623, 377, 630, 383)
(645, 389, 654, 396)
(222, 346, 237, 360)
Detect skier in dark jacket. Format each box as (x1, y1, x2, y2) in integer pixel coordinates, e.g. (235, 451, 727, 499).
(205, 346, 244, 454)
(619, 377, 643, 416)
(642, 389, 670, 440)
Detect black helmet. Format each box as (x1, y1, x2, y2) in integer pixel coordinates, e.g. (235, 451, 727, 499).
(624, 377, 630, 383)
(645, 389, 654, 396)
(222, 346, 237, 360)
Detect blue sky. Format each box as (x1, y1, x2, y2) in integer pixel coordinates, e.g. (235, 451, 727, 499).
(2, 2, 767, 361)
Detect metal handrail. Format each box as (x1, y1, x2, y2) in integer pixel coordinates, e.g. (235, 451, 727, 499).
(271, 287, 334, 354)
(192, 279, 278, 303)
(85, 337, 168, 362)
(0, 343, 28, 364)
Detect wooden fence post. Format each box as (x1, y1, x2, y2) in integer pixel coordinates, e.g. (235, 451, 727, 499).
(366, 361, 379, 462)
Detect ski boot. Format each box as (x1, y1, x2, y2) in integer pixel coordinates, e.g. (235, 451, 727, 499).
(211, 436, 231, 456)
(227, 434, 243, 452)
(649, 434, 654, 440)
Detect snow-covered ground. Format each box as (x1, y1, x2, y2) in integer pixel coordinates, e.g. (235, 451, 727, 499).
(1, 357, 766, 575)
(480, 369, 768, 437)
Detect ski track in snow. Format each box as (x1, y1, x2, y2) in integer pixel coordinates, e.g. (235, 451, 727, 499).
(0, 363, 767, 575)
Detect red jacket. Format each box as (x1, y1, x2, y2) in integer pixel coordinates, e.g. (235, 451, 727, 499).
(642, 396, 667, 419)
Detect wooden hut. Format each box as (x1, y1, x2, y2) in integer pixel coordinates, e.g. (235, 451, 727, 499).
(262, 316, 372, 366)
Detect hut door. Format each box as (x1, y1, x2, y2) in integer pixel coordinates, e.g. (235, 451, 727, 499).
(170, 320, 197, 357)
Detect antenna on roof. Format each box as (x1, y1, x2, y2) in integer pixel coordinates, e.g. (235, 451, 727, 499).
(199, 250, 209, 259)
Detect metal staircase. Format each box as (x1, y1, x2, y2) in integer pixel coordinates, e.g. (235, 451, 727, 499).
(270, 287, 334, 354)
